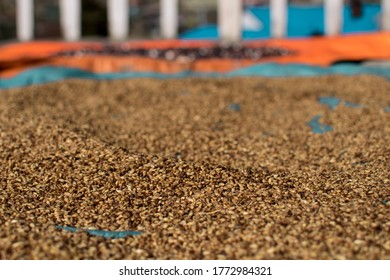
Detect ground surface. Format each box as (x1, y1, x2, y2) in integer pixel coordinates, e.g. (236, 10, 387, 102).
(0, 75, 389, 259)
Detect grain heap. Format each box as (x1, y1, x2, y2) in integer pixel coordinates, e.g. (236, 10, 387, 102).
(57, 44, 293, 61)
(0, 75, 389, 259)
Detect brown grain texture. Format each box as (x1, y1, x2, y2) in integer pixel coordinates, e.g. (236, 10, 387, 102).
(0, 75, 389, 259)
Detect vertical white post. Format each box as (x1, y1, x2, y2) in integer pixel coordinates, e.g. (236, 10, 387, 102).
(160, 0, 179, 39)
(382, 0, 390, 30)
(107, 0, 129, 40)
(270, 0, 287, 38)
(16, 0, 34, 41)
(325, 0, 343, 36)
(60, 0, 81, 41)
(218, 0, 242, 42)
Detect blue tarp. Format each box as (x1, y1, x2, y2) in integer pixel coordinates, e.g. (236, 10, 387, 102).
(1, 63, 389, 89)
(180, 5, 381, 39)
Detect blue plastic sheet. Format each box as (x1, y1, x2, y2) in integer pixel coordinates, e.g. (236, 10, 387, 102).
(56, 226, 143, 239)
(1, 63, 389, 89)
(318, 97, 342, 111)
(307, 115, 333, 134)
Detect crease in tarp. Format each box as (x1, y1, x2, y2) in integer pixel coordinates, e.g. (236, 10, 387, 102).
(56, 225, 143, 239)
(1, 63, 390, 90)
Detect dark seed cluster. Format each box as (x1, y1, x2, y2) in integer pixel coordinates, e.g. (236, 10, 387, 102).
(0, 75, 389, 260)
(57, 44, 294, 61)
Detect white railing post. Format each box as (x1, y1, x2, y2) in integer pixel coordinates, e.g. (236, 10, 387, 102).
(382, 0, 390, 30)
(218, 0, 243, 42)
(160, 0, 179, 39)
(16, 0, 34, 41)
(59, 0, 81, 41)
(107, 0, 129, 40)
(325, 0, 343, 36)
(270, 0, 287, 38)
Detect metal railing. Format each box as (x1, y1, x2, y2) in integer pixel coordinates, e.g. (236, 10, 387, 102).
(15, 0, 390, 42)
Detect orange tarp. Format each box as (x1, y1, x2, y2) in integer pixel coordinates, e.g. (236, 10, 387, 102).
(1, 32, 390, 78)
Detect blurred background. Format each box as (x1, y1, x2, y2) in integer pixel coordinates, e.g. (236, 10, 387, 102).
(0, 0, 383, 41)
